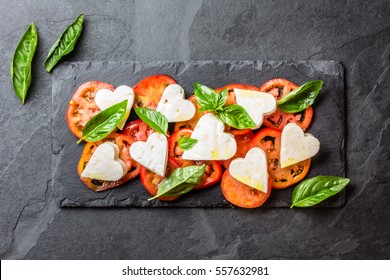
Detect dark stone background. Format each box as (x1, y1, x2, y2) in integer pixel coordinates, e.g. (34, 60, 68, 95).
(0, 0, 388, 259)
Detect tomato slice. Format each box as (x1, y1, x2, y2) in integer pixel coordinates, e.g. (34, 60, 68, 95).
(220, 129, 255, 169)
(120, 119, 154, 142)
(248, 128, 311, 189)
(258, 78, 313, 131)
(168, 128, 222, 189)
(133, 74, 176, 109)
(140, 158, 180, 201)
(221, 170, 271, 208)
(66, 81, 115, 139)
(77, 133, 140, 192)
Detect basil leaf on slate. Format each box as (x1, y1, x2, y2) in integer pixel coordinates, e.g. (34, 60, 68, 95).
(291, 176, 350, 208)
(217, 104, 256, 129)
(148, 164, 206, 200)
(45, 13, 84, 72)
(135, 107, 168, 136)
(10, 23, 38, 104)
(79, 100, 127, 143)
(277, 80, 323, 113)
(178, 136, 198, 150)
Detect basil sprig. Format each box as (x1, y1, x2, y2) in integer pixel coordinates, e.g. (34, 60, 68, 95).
(277, 80, 323, 113)
(10, 23, 38, 104)
(148, 164, 206, 201)
(291, 176, 350, 208)
(78, 100, 127, 143)
(178, 136, 198, 150)
(193, 83, 255, 129)
(45, 14, 84, 72)
(135, 108, 168, 136)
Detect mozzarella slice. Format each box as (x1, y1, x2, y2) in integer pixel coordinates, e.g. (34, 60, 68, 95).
(81, 142, 127, 181)
(129, 132, 168, 176)
(229, 148, 268, 192)
(156, 84, 196, 122)
(280, 123, 320, 168)
(95, 85, 135, 129)
(182, 113, 237, 160)
(233, 88, 276, 129)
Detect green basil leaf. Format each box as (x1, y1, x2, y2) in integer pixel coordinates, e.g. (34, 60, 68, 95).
(135, 107, 168, 136)
(193, 82, 217, 109)
(149, 164, 206, 200)
(10, 23, 38, 104)
(277, 80, 323, 113)
(291, 176, 350, 208)
(45, 14, 84, 73)
(178, 136, 198, 150)
(217, 104, 256, 129)
(215, 89, 228, 111)
(79, 100, 127, 143)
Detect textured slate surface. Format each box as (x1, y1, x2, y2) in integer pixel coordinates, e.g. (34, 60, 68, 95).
(52, 60, 345, 207)
(0, 0, 389, 259)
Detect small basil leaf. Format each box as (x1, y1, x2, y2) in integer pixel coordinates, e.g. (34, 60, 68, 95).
(135, 107, 168, 136)
(79, 100, 127, 143)
(217, 104, 256, 129)
(178, 136, 198, 150)
(193, 82, 218, 110)
(277, 80, 323, 113)
(10, 23, 38, 104)
(149, 164, 206, 200)
(215, 89, 228, 111)
(45, 14, 84, 73)
(291, 176, 350, 208)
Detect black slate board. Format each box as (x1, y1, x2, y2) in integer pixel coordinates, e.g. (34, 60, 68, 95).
(52, 61, 345, 208)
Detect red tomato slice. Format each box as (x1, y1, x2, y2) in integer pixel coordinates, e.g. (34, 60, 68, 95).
(77, 133, 140, 192)
(168, 128, 222, 189)
(133, 74, 176, 109)
(220, 129, 255, 169)
(120, 119, 154, 142)
(140, 158, 180, 201)
(248, 128, 311, 189)
(66, 81, 115, 139)
(221, 170, 271, 208)
(258, 78, 313, 131)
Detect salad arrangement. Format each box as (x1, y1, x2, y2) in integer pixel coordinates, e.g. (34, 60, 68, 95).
(66, 75, 349, 208)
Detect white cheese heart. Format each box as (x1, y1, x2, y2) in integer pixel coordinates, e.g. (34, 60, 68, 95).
(234, 88, 276, 129)
(156, 84, 196, 122)
(182, 113, 237, 160)
(81, 142, 127, 181)
(95, 85, 135, 129)
(129, 132, 168, 176)
(280, 123, 320, 168)
(229, 148, 269, 192)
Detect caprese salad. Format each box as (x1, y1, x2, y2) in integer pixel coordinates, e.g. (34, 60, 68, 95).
(66, 74, 343, 208)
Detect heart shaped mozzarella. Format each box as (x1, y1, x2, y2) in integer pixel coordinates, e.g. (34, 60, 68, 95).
(81, 142, 127, 181)
(156, 84, 196, 122)
(95, 85, 135, 129)
(280, 123, 320, 168)
(129, 132, 168, 176)
(229, 148, 268, 192)
(234, 89, 276, 129)
(182, 113, 237, 160)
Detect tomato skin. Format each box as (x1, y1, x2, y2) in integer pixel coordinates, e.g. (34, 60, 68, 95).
(168, 128, 222, 189)
(258, 78, 313, 131)
(77, 133, 140, 192)
(221, 170, 271, 208)
(133, 74, 176, 109)
(248, 128, 311, 189)
(120, 119, 154, 142)
(140, 158, 180, 201)
(220, 129, 255, 169)
(66, 81, 115, 139)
